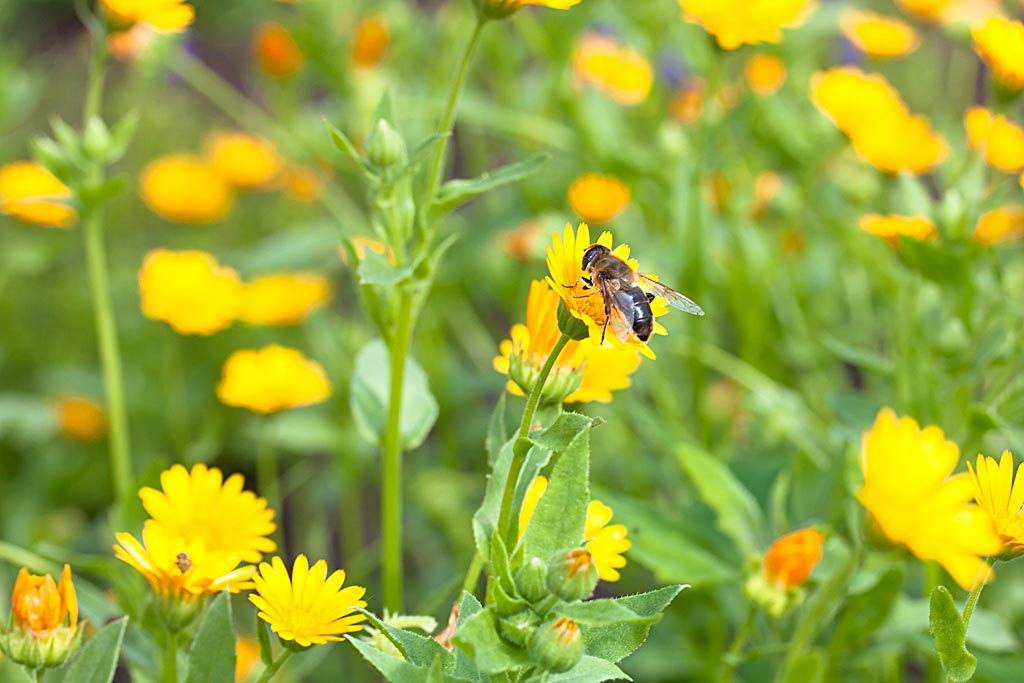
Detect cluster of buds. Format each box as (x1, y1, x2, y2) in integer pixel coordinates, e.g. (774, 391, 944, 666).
(0, 565, 83, 671)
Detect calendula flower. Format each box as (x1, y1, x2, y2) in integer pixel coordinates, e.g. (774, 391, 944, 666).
(972, 16, 1024, 90)
(53, 395, 106, 441)
(670, 80, 705, 124)
(762, 528, 824, 589)
(138, 249, 242, 335)
(745, 54, 787, 95)
(546, 223, 670, 360)
(204, 131, 283, 190)
(499, 220, 543, 261)
(102, 0, 194, 32)
(852, 113, 947, 174)
(249, 555, 367, 647)
(519, 476, 630, 581)
(968, 452, 1024, 559)
(0, 161, 77, 228)
(859, 214, 938, 246)
(276, 164, 327, 202)
(679, 0, 816, 50)
(894, 0, 951, 21)
(236, 636, 262, 682)
(0, 565, 81, 669)
(239, 273, 331, 326)
(494, 280, 642, 404)
(974, 206, 1024, 245)
(351, 15, 390, 69)
(253, 22, 304, 78)
(841, 11, 919, 58)
(568, 174, 630, 224)
(140, 464, 276, 564)
(107, 23, 157, 62)
(573, 34, 653, 106)
(964, 107, 1024, 173)
(217, 345, 331, 414)
(858, 409, 1001, 589)
(140, 154, 233, 223)
(478, 0, 581, 19)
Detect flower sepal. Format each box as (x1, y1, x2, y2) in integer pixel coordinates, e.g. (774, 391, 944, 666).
(151, 589, 206, 631)
(527, 616, 583, 674)
(556, 301, 589, 342)
(546, 548, 599, 602)
(474, 0, 520, 20)
(743, 571, 804, 618)
(0, 620, 84, 670)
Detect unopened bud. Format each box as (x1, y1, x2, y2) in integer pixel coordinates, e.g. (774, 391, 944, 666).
(474, 0, 521, 20)
(546, 549, 599, 602)
(366, 119, 407, 170)
(528, 616, 583, 673)
(515, 556, 549, 604)
(499, 610, 539, 648)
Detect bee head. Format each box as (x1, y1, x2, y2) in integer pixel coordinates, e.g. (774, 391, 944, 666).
(581, 244, 611, 272)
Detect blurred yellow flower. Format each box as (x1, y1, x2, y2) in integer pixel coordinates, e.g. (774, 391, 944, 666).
(138, 249, 242, 335)
(140, 464, 277, 564)
(107, 23, 158, 62)
(858, 408, 1001, 589)
(973, 16, 1024, 90)
(101, 0, 194, 32)
(494, 280, 642, 404)
(239, 272, 332, 326)
(894, 0, 951, 21)
(140, 154, 233, 223)
(352, 15, 390, 69)
(339, 237, 396, 266)
(253, 22, 304, 78)
(974, 206, 1024, 245)
(840, 11, 919, 58)
(964, 107, 1024, 173)
(204, 131, 283, 190)
(859, 214, 937, 246)
(53, 395, 106, 442)
(762, 528, 824, 590)
(968, 451, 1024, 558)
(0, 161, 77, 228)
(499, 219, 543, 262)
(235, 636, 261, 682)
(276, 164, 327, 202)
(573, 34, 653, 106)
(745, 54, 787, 95)
(679, 0, 816, 50)
(751, 171, 783, 218)
(850, 113, 947, 174)
(249, 555, 367, 647)
(568, 174, 630, 224)
(519, 476, 630, 581)
(10, 565, 77, 641)
(217, 345, 331, 414)
(670, 80, 705, 125)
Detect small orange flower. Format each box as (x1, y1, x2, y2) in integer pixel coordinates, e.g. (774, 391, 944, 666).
(276, 164, 327, 202)
(140, 154, 233, 223)
(972, 16, 1024, 90)
(352, 16, 390, 69)
(841, 11, 919, 58)
(138, 249, 242, 335)
(204, 132, 283, 190)
(253, 22, 305, 78)
(217, 345, 332, 414)
(745, 54, 787, 95)
(762, 528, 824, 590)
(573, 34, 653, 106)
(53, 395, 107, 441)
(11, 565, 78, 639)
(239, 272, 331, 326)
(568, 175, 630, 224)
(0, 161, 77, 228)
(964, 107, 1024, 173)
(974, 206, 1024, 245)
(859, 214, 938, 246)
(670, 80, 705, 124)
(107, 23, 158, 62)
(499, 220, 543, 262)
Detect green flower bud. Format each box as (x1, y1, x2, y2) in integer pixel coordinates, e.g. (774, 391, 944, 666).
(546, 549, 599, 602)
(474, 0, 521, 20)
(499, 609, 540, 648)
(0, 625, 83, 669)
(508, 349, 583, 407)
(515, 556, 549, 603)
(528, 616, 583, 673)
(151, 590, 205, 631)
(366, 119, 407, 171)
(83, 117, 112, 161)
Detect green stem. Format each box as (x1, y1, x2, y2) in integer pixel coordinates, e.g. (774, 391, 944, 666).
(382, 289, 415, 612)
(718, 605, 756, 683)
(33, 668, 44, 683)
(162, 627, 179, 683)
(253, 650, 293, 683)
(961, 557, 993, 634)
(257, 418, 281, 537)
(462, 550, 486, 595)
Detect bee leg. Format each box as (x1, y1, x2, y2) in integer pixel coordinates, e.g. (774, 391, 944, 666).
(600, 290, 612, 344)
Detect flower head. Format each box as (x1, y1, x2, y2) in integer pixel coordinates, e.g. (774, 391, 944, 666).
(679, 0, 816, 50)
(857, 409, 1001, 588)
(138, 249, 242, 335)
(140, 154, 233, 223)
(499, 220, 543, 261)
(745, 54, 787, 95)
(204, 132, 283, 190)
(0, 565, 81, 669)
(573, 35, 653, 106)
(53, 395, 107, 441)
(964, 107, 1024, 174)
(239, 273, 331, 326)
(972, 16, 1024, 90)
(841, 11, 919, 58)
(859, 214, 938, 246)
(102, 0, 194, 32)
(352, 16, 390, 69)
(477, 0, 581, 19)
(762, 528, 824, 589)
(968, 451, 1024, 559)
(276, 165, 328, 202)
(974, 207, 1024, 245)
(0, 161, 77, 228)
(217, 345, 331, 414)
(253, 22, 305, 78)
(140, 464, 276, 564)
(568, 174, 630, 225)
(249, 555, 367, 647)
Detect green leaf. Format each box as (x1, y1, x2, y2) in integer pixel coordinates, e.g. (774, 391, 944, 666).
(929, 586, 977, 682)
(349, 636, 430, 682)
(519, 426, 591, 560)
(183, 592, 235, 683)
(78, 177, 126, 208)
(778, 648, 825, 683)
(353, 607, 453, 668)
(490, 531, 518, 604)
(450, 608, 530, 675)
(548, 655, 631, 683)
(676, 445, 762, 557)
(61, 616, 128, 683)
(555, 599, 659, 627)
(432, 153, 548, 217)
(897, 172, 933, 217)
(256, 609, 273, 666)
(357, 250, 423, 287)
(897, 238, 967, 287)
(398, 133, 449, 180)
(485, 393, 507, 467)
(529, 412, 596, 453)
(325, 119, 365, 166)
(350, 338, 439, 449)
(454, 593, 487, 682)
(582, 586, 686, 663)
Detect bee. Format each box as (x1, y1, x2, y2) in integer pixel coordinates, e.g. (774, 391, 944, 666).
(577, 243, 704, 344)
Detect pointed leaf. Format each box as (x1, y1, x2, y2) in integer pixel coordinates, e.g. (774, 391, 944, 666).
(256, 610, 273, 666)
(61, 616, 128, 683)
(676, 445, 762, 557)
(325, 119, 365, 166)
(582, 586, 686, 663)
(353, 606, 453, 668)
(486, 393, 508, 467)
(778, 648, 825, 683)
(520, 426, 591, 560)
(929, 586, 976, 682)
(548, 656, 631, 683)
(451, 608, 530, 675)
(454, 593, 487, 682)
(349, 636, 429, 682)
(357, 250, 422, 286)
(183, 592, 235, 683)
(432, 153, 548, 217)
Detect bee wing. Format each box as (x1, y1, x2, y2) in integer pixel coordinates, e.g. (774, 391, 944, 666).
(605, 285, 636, 343)
(638, 274, 705, 316)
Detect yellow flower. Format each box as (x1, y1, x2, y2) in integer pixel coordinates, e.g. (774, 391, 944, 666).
(140, 154, 233, 223)
(762, 528, 824, 590)
(745, 54, 787, 95)
(546, 223, 669, 360)
(239, 272, 331, 326)
(53, 395, 107, 442)
(857, 409, 1001, 589)
(352, 15, 390, 69)
(204, 132, 283, 190)
(107, 23, 157, 62)
(972, 16, 1024, 90)
(252, 22, 304, 78)
(138, 249, 242, 335)
(10, 565, 77, 640)
(859, 214, 938, 246)
(840, 11, 919, 58)
(494, 280, 642, 404)
(0, 161, 77, 228)
(964, 107, 1024, 173)
(499, 219, 543, 262)
(249, 555, 367, 647)
(968, 451, 1024, 558)
(567, 175, 630, 224)
(852, 114, 947, 174)
(276, 164, 327, 202)
(217, 345, 332, 414)
(101, 0, 194, 32)
(679, 0, 816, 50)
(894, 0, 951, 21)
(670, 80, 705, 125)
(139, 464, 277, 564)
(572, 34, 653, 106)
(236, 636, 262, 682)
(974, 206, 1024, 245)
(519, 477, 630, 581)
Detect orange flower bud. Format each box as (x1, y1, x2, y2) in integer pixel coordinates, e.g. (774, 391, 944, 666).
(762, 528, 824, 590)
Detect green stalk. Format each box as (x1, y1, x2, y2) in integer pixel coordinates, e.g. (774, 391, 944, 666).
(461, 549, 486, 595)
(960, 557, 994, 637)
(254, 650, 293, 683)
(33, 668, 44, 683)
(161, 627, 179, 683)
(718, 605, 756, 683)
(257, 418, 281, 539)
